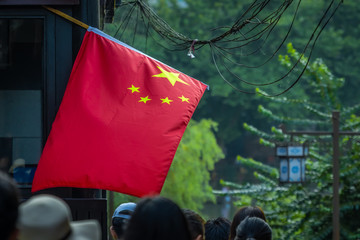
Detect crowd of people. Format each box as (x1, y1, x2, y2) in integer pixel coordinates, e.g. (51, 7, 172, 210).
(0, 171, 272, 240)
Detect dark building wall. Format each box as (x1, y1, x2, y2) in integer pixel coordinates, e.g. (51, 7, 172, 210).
(0, 1, 108, 239)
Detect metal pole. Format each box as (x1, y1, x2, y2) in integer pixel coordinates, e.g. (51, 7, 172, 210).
(332, 111, 340, 240)
(108, 191, 114, 229)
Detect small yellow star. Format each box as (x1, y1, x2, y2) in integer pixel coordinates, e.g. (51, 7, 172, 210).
(128, 85, 140, 93)
(160, 97, 173, 105)
(139, 96, 151, 103)
(152, 66, 189, 87)
(178, 95, 190, 103)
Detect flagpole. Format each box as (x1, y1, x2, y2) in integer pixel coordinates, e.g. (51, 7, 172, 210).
(42, 6, 89, 30)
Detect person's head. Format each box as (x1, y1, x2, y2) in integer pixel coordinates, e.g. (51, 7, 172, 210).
(0, 171, 20, 240)
(18, 194, 101, 240)
(183, 209, 205, 240)
(204, 217, 231, 240)
(124, 196, 192, 240)
(110, 202, 136, 240)
(230, 206, 266, 240)
(235, 217, 272, 240)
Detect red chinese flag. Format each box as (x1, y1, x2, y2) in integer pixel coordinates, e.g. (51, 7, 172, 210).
(32, 27, 207, 197)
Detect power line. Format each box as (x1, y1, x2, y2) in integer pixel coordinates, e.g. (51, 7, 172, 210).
(111, 0, 343, 96)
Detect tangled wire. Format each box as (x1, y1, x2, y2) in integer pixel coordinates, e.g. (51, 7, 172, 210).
(111, 0, 343, 96)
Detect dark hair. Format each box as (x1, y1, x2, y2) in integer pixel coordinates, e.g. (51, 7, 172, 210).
(0, 172, 20, 240)
(124, 196, 192, 240)
(204, 217, 231, 240)
(183, 209, 205, 240)
(112, 217, 128, 238)
(235, 217, 272, 240)
(230, 206, 267, 240)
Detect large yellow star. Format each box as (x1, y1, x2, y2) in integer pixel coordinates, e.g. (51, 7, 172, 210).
(139, 96, 151, 103)
(152, 66, 189, 87)
(178, 95, 190, 103)
(160, 97, 173, 105)
(128, 85, 140, 93)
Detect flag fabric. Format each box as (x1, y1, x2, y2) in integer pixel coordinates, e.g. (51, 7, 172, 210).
(32, 27, 207, 197)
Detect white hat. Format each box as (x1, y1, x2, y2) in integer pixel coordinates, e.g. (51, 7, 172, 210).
(18, 194, 101, 240)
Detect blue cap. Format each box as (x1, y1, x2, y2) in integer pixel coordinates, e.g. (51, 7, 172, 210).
(112, 202, 136, 219)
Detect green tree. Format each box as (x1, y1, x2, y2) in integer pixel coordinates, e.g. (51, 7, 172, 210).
(109, 119, 224, 213)
(162, 119, 224, 211)
(215, 44, 360, 239)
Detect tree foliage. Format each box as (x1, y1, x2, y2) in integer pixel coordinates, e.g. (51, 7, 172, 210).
(215, 45, 360, 239)
(161, 119, 224, 211)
